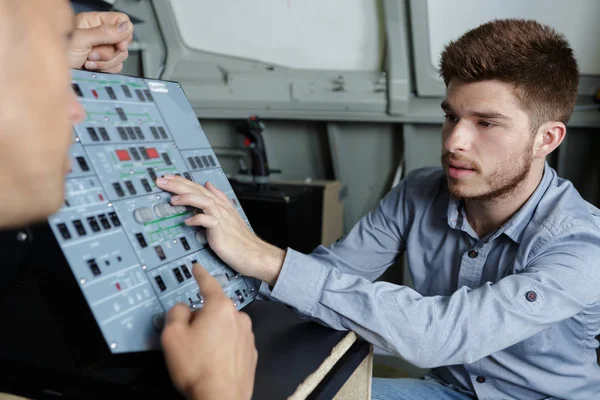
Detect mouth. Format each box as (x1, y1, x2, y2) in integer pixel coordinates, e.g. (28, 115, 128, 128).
(445, 161, 476, 179)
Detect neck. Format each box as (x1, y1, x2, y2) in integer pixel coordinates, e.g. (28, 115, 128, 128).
(464, 163, 544, 238)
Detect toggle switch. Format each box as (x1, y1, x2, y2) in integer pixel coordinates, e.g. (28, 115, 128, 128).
(133, 207, 155, 224)
(152, 313, 165, 331)
(154, 203, 177, 218)
(195, 229, 207, 245)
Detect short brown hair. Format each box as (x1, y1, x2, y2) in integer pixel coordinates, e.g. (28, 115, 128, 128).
(439, 19, 579, 131)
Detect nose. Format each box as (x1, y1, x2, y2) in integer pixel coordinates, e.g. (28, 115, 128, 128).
(443, 120, 472, 153)
(68, 90, 86, 125)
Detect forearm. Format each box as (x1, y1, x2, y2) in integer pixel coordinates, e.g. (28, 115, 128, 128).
(270, 250, 585, 368)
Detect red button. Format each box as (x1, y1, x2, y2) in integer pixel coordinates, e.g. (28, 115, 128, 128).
(115, 149, 131, 161)
(146, 147, 159, 159)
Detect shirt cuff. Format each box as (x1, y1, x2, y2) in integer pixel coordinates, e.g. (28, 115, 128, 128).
(269, 248, 328, 315)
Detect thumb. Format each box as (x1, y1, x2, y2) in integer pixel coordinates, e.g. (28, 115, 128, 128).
(76, 21, 133, 48)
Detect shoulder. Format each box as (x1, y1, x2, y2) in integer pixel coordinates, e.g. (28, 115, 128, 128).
(526, 171, 600, 259)
(387, 167, 445, 200)
(378, 166, 447, 217)
(533, 173, 600, 234)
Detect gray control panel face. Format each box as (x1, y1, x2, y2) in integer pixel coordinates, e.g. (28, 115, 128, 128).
(48, 70, 258, 353)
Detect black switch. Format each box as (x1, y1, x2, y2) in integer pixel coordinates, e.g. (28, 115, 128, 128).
(87, 216, 101, 232)
(139, 147, 149, 160)
(235, 290, 245, 304)
(187, 157, 197, 169)
(201, 156, 209, 168)
(181, 265, 192, 279)
(126, 127, 136, 140)
(147, 167, 157, 181)
(180, 236, 190, 251)
(172, 268, 184, 283)
(106, 86, 117, 100)
(87, 259, 101, 276)
(121, 84, 132, 98)
(129, 147, 141, 161)
(207, 155, 217, 167)
(75, 156, 90, 172)
(141, 178, 152, 193)
(108, 212, 121, 227)
(144, 89, 154, 101)
(57, 223, 71, 240)
(154, 245, 166, 261)
(154, 275, 167, 292)
(183, 172, 193, 181)
(161, 153, 172, 166)
(117, 127, 128, 140)
(150, 126, 159, 140)
(135, 232, 148, 248)
(113, 182, 125, 197)
(98, 127, 110, 141)
(136, 89, 146, 102)
(98, 214, 111, 229)
(194, 156, 203, 168)
(134, 127, 145, 140)
(124, 180, 136, 195)
(87, 127, 99, 142)
(158, 127, 168, 139)
(116, 107, 127, 121)
(72, 83, 83, 97)
(73, 219, 86, 236)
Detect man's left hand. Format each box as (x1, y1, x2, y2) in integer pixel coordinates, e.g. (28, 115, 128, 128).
(69, 12, 134, 73)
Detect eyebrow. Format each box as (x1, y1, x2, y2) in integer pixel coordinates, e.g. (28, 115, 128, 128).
(440, 100, 510, 120)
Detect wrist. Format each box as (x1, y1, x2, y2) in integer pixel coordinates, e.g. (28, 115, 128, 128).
(254, 241, 285, 287)
(186, 378, 223, 400)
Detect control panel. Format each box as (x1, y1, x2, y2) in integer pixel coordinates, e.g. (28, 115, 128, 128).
(47, 70, 259, 353)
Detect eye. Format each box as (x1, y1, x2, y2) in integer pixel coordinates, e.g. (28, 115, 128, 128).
(478, 121, 496, 128)
(444, 114, 458, 123)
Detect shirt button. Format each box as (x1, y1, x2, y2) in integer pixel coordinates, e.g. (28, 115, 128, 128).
(476, 376, 486, 383)
(526, 291, 537, 302)
(16, 231, 28, 242)
(468, 250, 479, 258)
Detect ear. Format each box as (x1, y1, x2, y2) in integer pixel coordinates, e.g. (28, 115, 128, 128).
(533, 121, 566, 158)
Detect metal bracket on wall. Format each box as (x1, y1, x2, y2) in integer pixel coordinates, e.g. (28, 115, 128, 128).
(383, 0, 411, 115)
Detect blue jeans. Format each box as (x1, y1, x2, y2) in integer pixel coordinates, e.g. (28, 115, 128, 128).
(372, 378, 475, 400)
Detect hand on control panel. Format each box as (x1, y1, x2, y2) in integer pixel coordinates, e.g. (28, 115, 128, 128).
(156, 174, 286, 286)
(68, 12, 134, 73)
(161, 263, 257, 400)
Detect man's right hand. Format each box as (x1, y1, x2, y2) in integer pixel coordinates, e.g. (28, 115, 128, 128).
(156, 175, 286, 286)
(161, 264, 258, 400)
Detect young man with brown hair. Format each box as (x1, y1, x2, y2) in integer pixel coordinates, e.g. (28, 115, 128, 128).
(158, 19, 600, 399)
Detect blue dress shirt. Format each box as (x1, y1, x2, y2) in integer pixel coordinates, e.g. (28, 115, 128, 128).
(269, 164, 600, 399)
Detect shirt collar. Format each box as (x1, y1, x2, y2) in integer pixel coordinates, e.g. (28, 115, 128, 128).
(444, 163, 556, 243)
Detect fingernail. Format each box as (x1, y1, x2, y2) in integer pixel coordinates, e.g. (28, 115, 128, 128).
(88, 52, 100, 61)
(157, 178, 168, 185)
(171, 195, 180, 202)
(185, 218, 192, 224)
(118, 21, 129, 32)
(163, 174, 176, 179)
(85, 61, 97, 69)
